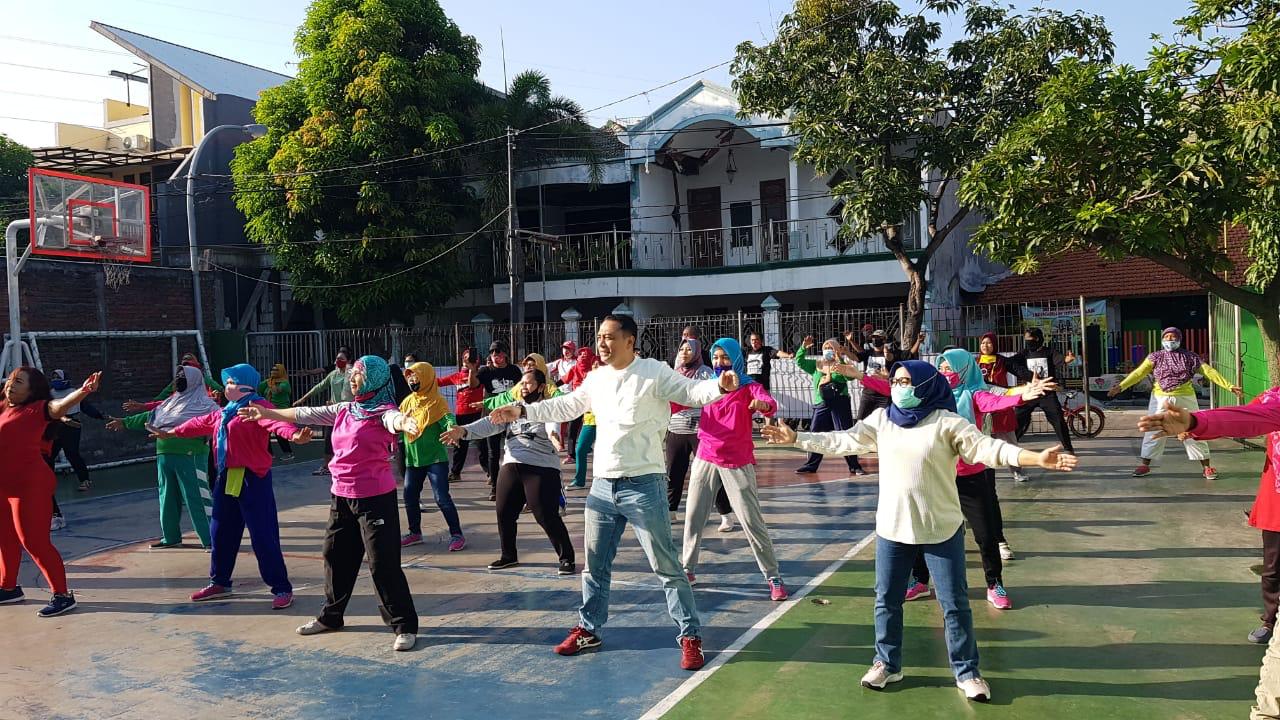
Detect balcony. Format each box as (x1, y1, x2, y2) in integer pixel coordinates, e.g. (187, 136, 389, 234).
(498, 215, 921, 278)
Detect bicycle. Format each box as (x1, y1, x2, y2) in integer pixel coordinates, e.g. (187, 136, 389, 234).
(1061, 390, 1106, 438)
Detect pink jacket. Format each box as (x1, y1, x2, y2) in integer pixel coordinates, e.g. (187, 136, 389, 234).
(172, 400, 297, 477)
(696, 382, 776, 468)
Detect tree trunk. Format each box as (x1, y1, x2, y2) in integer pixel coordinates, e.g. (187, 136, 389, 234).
(1253, 304, 1280, 388)
(883, 224, 927, 353)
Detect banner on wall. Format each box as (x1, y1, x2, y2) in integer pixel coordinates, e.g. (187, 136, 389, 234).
(1020, 300, 1107, 339)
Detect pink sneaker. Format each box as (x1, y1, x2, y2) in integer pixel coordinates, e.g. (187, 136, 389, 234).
(1132, 465, 1151, 477)
(448, 534, 466, 552)
(904, 581, 932, 602)
(272, 592, 293, 610)
(768, 577, 789, 601)
(401, 533, 423, 547)
(1204, 467, 1219, 480)
(987, 583, 1012, 610)
(190, 583, 231, 602)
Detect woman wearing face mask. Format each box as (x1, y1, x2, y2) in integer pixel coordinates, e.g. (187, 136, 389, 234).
(763, 360, 1077, 702)
(398, 362, 465, 552)
(443, 369, 576, 575)
(239, 355, 421, 651)
(975, 333, 1025, 484)
(1109, 327, 1241, 479)
(680, 339, 787, 600)
(792, 336, 864, 476)
(295, 347, 356, 477)
(108, 365, 219, 549)
(665, 340, 735, 528)
(438, 347, 483, 484)
(0, 366, 100, 617)
(152, 364, 310, 609)
(1005, 328, 1077, 457)
(258, 364, 294, 461)
(481, 353, 569, 515)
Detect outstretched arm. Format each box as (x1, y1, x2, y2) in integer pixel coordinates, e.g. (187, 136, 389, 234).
(1199, 363, 1243, 398)
(49, 372, 101, 420)
(1140, 400, 1280, 441)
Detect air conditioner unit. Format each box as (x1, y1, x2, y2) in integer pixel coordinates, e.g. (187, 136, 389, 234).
(121, 135, 150, 151)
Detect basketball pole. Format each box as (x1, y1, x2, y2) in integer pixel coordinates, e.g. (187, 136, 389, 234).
(3, 218, 43, 375)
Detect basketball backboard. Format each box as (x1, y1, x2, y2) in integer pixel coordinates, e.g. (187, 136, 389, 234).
(28, 168, 151, 262)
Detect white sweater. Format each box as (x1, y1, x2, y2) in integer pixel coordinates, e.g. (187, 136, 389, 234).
(523, 356, 723, 478)
(794, 408, 1023, 545)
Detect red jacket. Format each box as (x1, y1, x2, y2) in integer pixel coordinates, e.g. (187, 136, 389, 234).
(439, 369, 484, 416)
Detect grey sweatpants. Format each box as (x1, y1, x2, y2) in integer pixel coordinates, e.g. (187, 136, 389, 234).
(681, 457, 781, 580)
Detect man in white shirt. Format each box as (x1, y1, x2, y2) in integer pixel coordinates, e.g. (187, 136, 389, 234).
(549, 341, 577, 384)
(490, 314, 737, 671)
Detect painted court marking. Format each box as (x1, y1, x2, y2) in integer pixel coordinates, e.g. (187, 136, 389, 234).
(638, 526, 878, 720)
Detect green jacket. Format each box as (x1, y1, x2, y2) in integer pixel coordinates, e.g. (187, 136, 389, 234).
(404, 414, 457, 467)
(794, 344, 851, 405)
(480, 385, 562, 411)
(122, 411, 208, 455)
(258, 380, 292, 409)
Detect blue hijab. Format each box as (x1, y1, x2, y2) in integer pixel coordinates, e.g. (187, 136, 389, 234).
(886, 360, 956, 428)
(350, 355, 396, 421)
(938, 348, 987, 425)
(709, 338, 754, 386)
(218, 363, 263, 471)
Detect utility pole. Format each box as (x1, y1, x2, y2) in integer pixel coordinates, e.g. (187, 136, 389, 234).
(506, 126, 524, 351)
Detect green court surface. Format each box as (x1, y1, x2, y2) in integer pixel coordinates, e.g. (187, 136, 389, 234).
(665, 436, 1265, 719)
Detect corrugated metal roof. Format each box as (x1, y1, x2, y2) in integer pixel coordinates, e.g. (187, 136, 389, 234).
(90, 21, 291, 101)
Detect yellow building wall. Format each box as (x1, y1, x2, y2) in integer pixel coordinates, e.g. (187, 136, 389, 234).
(104, 99, 149, 123)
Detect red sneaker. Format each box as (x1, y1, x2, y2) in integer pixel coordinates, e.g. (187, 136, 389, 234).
(554, 626, 602, 656)
(1132, 465, 1151, 477)
(680, 636, 706, 670)
(1204, 467, 1219, 480)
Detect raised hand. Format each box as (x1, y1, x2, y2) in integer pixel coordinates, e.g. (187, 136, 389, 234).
(105, 418, 124, 432)
(1037, 444, 1078, 472)
(761, 417, 797, 445)
(440, 426, 466, 446)
(237, 405, 265, 422)
(291, 427, 314, 444)
(1137, 400, 1192, 439)
(801, 335, 815, 349)
(122, 399, 147, 413)
(719, 370, 739, 393)
(490, 404, 521, 424)
(80, 371, 102, 393)
(748, 399, 771, 412)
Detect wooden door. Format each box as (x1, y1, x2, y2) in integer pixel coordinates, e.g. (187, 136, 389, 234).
(687, 186, 723, 268)
(760, 179, 788, 261)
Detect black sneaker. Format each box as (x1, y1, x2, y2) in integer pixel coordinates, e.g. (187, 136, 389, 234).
(0, 586, 24, 604)
(37, 592, 76, 618)
(447, 471, 460, 484)
(558, 560, 576, 576)
(487, 557, 520, 570)
(150, 540, 182, 549)
(488, 491, 497, 501)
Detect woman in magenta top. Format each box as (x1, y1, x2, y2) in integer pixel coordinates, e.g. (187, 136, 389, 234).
(239, 354, 422, 652)
(679, 338, 789, 601)
(158, 363, 309, 610)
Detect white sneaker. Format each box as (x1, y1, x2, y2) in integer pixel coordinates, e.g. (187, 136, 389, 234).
(50, 515, 66, 531)
(718, 514, 736, 533)
(998, 542, 1015, 561)
(295, 620, 337, 636)
(957, 677, 991, 702)
(1012, 470, 1029, 483)
(393, 633, 416, 651)
(860, 661, 903, 690)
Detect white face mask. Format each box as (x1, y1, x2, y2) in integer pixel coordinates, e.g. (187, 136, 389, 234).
(1162, 340, 1180, 352)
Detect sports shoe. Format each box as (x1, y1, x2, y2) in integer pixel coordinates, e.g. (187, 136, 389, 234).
(149, 540, 181, 549)
(190, 583, 232, 602)
(488, 557, 519, 570)
(393, 633, 416, 651)
(447, 471, 460, 484)
(271, 592, 293, 610)
(296, 619, 336, 636)
(794, 466, 817, 474)
(1132, 464, 1151, 477)
(904, 581, 932, 602)
(1204, 466, 1219, 480)
(558, 559, 576, 576)
(718, 514, 736, 533)
(488, 490, 497, 501)
(554, 626, 602, 656)
(401, 533, 424, 547)
(860, 660, 903, 690)
(448, 534, 466, 552)
(987, 583, 1012, 610)
(36, 592, 76, 618)
(679, 636, 705, 670)
(957, 676, 992, 702)
(1012, 469, 1029, 483)
(311, 466, 330, 476)
(998, 542, 1016, 561)
(685, 570, 697, 586)
(522, 504, 533, 514)
(564, 482, 586, 490)
(77, 479, 92, 492)
(0, 586, 24, 604)
(1250, 625, 1274, 644)
(50, 515, 66, 531)
(768, 577, 789, 601)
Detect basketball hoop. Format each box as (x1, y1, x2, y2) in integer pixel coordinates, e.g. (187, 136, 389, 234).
(103, 260, 132, 290)
(93, 235, 142, 290)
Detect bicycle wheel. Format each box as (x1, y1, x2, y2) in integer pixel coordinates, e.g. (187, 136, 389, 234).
(1069, 405, 1106, 439)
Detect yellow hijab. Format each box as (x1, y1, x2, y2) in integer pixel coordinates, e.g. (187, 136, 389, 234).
(399, 362, 449, 442)
(266, 363, 287, 393)
(513, 353, 555, 401)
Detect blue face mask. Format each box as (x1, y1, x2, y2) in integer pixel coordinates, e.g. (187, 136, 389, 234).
(891, 384, 922, 409)
(822, 348, 836, 361)
(1162, 340, 1180, 351)
(714, 364, 730, 376)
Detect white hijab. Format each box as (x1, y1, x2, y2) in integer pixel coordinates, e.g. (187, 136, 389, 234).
(149, 365, 219, 431)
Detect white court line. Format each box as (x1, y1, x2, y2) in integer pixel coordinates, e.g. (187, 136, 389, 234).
(637, 528, 878, 720)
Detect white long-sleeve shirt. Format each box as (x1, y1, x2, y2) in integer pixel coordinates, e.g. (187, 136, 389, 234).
(522, 356, 723, 478)
(794, 409, 1024, 545)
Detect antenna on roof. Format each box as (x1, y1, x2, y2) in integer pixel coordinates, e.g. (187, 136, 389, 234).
(108, 68, 147, 106)
(500, 26, 508, 95)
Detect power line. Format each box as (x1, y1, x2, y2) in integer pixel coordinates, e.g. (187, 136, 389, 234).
(0, 114, 109, 128)
(0, 61, 124, 79)
(0, 89, 100, 104)
(0, 35, 133, 57)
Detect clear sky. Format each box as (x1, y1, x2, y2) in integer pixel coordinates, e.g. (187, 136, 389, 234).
(0, 0, 1193, 149)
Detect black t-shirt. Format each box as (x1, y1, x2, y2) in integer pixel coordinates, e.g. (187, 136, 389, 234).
(745, 345, 776, 386)
(477, 364, 522, 398)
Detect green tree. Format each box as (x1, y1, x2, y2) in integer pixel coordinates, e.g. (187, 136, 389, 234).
(470, 69, 600, 324)
(231, 0, 486, 323)
(0, 134, 35, 226)
(732, 0, 1112, 341)
(960, 0, 1280, 383)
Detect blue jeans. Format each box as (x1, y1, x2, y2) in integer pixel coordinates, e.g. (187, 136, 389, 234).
(874, 526, 979, 680)
(403, 462, 462, 537)
(580, 473, 700, 640)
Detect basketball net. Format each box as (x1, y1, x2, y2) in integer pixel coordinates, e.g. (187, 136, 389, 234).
(94, 236, 134, 290)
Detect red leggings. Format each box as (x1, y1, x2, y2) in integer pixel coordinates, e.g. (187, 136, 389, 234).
(0, 493, 68, 594)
